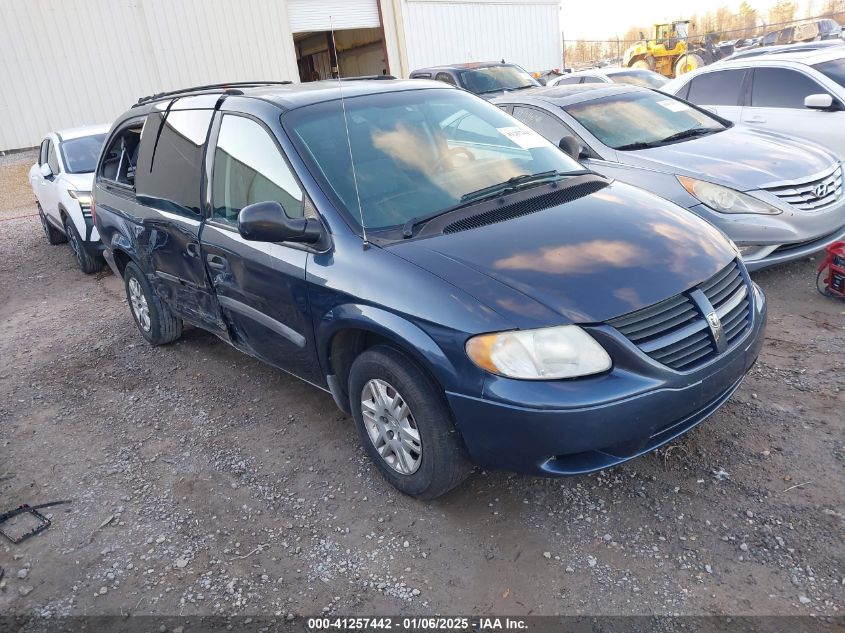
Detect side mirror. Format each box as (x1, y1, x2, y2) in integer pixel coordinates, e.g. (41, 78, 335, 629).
(39, 163, 53, 178)
(558, 136, 582, 160)
(238, 201, 322, 244)
(804, 93, 835, 110)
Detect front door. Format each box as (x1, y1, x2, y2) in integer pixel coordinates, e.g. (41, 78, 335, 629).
(200, 112, 322, 384)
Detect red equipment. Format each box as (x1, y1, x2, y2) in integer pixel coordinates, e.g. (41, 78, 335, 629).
(817, 240, 845, 299)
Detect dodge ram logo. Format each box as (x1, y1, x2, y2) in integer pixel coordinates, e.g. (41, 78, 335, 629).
(814, 182, 829, 199)
(706, 311, 723, 342)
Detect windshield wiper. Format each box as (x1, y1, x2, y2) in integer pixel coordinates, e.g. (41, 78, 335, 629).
(658, 127, 718, 144)
(460, 170, 565, 202)
(615, 140, 661, 151)
(401, 170, 568, 238)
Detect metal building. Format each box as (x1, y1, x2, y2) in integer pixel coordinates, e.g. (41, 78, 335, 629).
(0, 0, 561, 152)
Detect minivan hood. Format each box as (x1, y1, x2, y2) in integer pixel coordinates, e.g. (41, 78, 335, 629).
(618, 126, 836, 190)
(389, 181, 736, 325)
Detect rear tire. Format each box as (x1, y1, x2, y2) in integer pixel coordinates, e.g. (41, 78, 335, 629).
(64, 217, 104, 274)
(123, 261, 183, 346)
(348, 345, 473, 499)
(38, 203, 66, 245)
(675, 53, 704, 76)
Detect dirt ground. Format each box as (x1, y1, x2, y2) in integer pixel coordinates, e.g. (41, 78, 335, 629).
(1, 149, 843, 621)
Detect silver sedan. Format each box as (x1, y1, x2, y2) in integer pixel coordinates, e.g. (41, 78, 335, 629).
(494, 84, 845, 270)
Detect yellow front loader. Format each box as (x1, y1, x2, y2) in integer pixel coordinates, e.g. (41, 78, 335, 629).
(623, 21, 719, 78)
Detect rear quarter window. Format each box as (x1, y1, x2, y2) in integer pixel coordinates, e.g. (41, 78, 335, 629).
(686, 69, 746, 106)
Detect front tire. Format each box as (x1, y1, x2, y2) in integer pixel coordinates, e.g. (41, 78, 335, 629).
(123, 262, 183, 346)
(38, 203, 66, 245)
(675, 53, 704, 76)
(348, 345, 473, 499)
(64, 217, 104, 274)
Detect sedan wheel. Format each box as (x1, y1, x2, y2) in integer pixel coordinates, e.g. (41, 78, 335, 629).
(361, 378, 422, 474)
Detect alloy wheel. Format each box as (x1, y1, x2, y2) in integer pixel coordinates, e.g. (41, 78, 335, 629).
(67, 224, 83, 264)
(128, 277, 151, 332)
(360, 378, 422, 475)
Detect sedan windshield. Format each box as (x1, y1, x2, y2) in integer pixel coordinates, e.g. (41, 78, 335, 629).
(564, 91, 726, 150)
(609, 70, 668, 89)
(285, 89, 583, 232)
(813, 57, 845, 89)
(61, 134, 107, 174)
(458, 65, 540, 95)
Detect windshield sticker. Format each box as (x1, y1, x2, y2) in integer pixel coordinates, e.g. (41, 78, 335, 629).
(497, 126, 548, 149)
(656, 99, 691, 113)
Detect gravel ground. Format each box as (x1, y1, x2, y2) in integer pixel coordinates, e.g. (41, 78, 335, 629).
(1, 150, 843, 620)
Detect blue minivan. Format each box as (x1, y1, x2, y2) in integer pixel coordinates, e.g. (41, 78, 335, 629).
(93, 79, 766, 499)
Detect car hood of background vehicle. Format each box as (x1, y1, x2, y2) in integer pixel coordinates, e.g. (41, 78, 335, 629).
(60, 172, 95, 191)
(618, 126, 837, 191)
(388, 182, 736, 326)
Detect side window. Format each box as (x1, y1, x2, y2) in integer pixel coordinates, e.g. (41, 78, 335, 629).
(47, 141, 60, 174)
(435, 72, 457, 87)
(136, 109, 213, 215)
(751, 68, 827, 109)
(413, 72, 432, 79)
(39, 139, 49, 165)
(580, 76, 604, 84)
(211, 115, 303, 226)
(99, 124, 143, 188)
(554, 75, 582, 85)
(512, 106, 573, 144)
(686, 69, 746, 106)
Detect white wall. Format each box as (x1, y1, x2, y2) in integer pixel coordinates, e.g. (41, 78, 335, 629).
(0, 0, 299, 151)
(400, 0, 561, 74)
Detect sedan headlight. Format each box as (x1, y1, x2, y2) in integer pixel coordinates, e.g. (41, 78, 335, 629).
(465, 325, 611, 380)
(678, 176, 781, 215)
(68, 190, 92, 206)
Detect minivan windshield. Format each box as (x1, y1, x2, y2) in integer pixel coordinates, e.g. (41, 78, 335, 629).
(564, 91, 726, 150)
(61, 134, 107, 174)
(458, 65, 540, 94)
(285, 88, 583, 232)
(813, 57, 845, 89)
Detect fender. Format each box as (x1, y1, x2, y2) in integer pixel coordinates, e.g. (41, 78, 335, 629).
(316, 303, 463, 393)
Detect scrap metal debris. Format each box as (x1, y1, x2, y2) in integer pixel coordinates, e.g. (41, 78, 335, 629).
(0, 500, 72, 544)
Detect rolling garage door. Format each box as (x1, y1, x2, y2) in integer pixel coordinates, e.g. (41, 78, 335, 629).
(287, 0, 380, 32)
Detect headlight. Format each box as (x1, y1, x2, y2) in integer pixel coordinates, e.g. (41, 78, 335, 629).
(68, 190, 92, 206)
(678, 176, 781, 215)
(465, 325, 611, 380)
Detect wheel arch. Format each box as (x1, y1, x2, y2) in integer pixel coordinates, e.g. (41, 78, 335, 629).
(317, 305, 462, 413)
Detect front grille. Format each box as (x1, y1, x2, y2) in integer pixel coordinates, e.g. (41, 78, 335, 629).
(763, 164, 843, 211)
(608, 260, 752, 371)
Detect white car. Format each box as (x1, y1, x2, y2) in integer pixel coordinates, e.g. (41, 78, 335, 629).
(29, 125, 109, 273)
(662, 49, 845, 159)
(549, 67, 668, 89)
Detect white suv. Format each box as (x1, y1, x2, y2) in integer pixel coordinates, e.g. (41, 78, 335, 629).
(29, 125, 109, 273)
(663, 49, 845, 159)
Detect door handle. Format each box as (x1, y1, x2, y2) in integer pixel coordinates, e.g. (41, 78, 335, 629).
(186, 242, 200, 258)
(206, 254, 228, 271)
(746, 116, 767, 123)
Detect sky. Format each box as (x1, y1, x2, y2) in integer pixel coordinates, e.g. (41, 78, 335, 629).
(560, 0, 783, 41)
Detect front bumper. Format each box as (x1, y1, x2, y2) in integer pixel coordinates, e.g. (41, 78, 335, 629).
(82, 214, 105, 257)
(447, 289, 766, 476)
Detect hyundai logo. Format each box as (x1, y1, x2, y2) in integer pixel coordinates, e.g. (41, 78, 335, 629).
(706, 311, 723, 342)
(814, 182, 830, 199)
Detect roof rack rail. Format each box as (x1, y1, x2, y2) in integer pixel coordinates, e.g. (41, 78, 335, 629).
(338, 75, 397, 81)
(133, 81, 294, 107)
